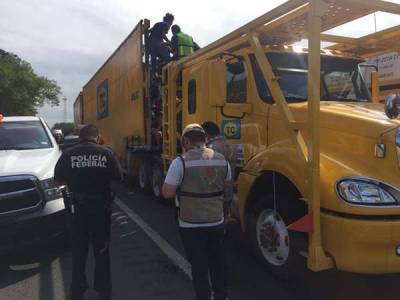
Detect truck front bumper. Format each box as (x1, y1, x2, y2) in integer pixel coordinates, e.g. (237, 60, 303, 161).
(0, 197, 67, 252)
(322, 212, 400, 274)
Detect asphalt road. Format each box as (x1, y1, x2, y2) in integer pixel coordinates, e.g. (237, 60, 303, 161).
(1, 182, 400, 300)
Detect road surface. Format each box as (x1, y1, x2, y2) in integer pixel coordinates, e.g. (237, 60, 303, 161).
(1, 182, 400, 300)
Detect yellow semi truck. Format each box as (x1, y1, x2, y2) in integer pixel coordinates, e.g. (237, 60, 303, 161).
(74, 0, 400, 274)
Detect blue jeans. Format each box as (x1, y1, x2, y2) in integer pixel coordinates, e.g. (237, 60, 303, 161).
(149, 38, 171, 75)
(179, 224, 227, 300)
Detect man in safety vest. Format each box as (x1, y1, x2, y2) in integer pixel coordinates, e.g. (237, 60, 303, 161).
(171, 25, 200, 60)
(162, 124, 232, 300)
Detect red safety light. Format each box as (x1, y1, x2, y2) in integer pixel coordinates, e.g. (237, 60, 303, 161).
(0, 114, 4, 123)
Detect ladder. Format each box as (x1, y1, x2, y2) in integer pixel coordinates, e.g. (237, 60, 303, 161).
(161, 63, 178, 171)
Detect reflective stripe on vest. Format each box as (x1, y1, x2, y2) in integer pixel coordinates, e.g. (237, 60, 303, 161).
(178, 147, 227, 224)
(176, 32, 194, 58)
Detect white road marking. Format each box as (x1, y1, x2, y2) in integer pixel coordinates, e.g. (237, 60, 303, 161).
(120, 230, 138, 238)
(114, 197, 192, 279)
(9, 263, 40, 271)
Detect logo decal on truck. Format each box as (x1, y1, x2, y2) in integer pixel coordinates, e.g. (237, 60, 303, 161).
(97, 80, 109, 120)
(221, 119, 241, 139)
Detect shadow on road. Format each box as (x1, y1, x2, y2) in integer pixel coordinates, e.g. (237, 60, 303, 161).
(0, 238, 71, 300)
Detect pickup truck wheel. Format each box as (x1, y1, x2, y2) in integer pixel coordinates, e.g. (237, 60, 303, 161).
(151, 164, 164, 199)
(138, 162, 151, 193)
(246, 195, 307, 280)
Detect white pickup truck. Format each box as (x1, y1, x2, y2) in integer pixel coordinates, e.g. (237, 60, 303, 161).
(0, 116, 66, 251)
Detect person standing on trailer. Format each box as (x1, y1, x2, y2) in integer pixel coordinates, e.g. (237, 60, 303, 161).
(162, 124, 233, 300)
(54, 124, 122, 300)
(171, 25, 200, 60)
(148, 13, 175, 74)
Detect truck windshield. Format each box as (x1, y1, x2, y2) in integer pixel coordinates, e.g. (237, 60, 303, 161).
(249, 52, 371, 103)
(0, 121, 52, 150)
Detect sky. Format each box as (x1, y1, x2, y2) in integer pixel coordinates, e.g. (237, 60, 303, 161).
(1, 0, 399, 126)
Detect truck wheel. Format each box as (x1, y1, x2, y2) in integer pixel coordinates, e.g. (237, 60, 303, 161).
(246, 195, 307, 280)
(138, 162, 151, 193)
(151, 164, 164, 199)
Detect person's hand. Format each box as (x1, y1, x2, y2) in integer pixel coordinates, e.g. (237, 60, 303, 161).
(223, 201, 231, 217)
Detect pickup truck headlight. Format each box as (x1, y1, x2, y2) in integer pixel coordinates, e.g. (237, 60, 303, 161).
(41, 178, 64, 201)
(336, 177, 400, 206)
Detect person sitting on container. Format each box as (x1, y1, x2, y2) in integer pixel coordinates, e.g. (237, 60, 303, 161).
(171, 25, 200, 60)
(148, 13, 174, 74)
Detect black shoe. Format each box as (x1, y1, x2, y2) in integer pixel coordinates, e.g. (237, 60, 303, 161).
(70, 294, 85, 300)
(98, 292, 111, 300)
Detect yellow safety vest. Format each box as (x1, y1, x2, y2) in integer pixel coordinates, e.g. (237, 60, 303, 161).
(176, 32, 194, 58)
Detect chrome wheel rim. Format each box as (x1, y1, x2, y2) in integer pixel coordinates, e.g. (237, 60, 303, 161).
(256, 209, 290, 266)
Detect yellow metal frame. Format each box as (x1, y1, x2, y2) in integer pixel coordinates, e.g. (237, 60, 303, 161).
(162, 0, 400, 271)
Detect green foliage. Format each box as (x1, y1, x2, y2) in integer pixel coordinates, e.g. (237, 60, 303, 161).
(0, 49, 61, 115)
(52, 122, 75, 136)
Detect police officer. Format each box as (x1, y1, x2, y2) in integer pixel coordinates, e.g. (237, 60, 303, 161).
(202, 121, 236, 177)
(54, 124, 122, 300)
(162, 124, 233, 300)
(171, 25, 200, 60)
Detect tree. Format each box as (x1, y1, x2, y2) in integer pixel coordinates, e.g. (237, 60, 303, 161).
(0, 49, 61, 115)
(52, 122, 75, 136)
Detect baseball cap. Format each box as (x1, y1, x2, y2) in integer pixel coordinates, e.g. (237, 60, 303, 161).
(182, 123, 205, 136)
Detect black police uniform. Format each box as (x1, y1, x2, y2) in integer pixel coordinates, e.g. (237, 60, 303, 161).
(54, 139, 122, 299)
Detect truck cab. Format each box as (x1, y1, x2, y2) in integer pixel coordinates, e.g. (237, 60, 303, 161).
(161, 0, 400, 274)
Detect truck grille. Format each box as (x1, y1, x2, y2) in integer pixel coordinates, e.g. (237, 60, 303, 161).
(0, 175, 43, 214)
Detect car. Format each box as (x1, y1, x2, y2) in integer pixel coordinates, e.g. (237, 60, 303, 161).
(0, 115, 67, 252)
(60, 134, 80, 150)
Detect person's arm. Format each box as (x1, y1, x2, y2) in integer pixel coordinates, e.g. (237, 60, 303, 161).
(162, 33, 171, 44)
(162, 24, 171, 43)
(171, 35, 178, 59)
(162, 158, 183, 198)
(54, 153, 69, 185)
(162, 183, 177, 199)
(223, 163, 233, 216)
(108, 152, 123, 181)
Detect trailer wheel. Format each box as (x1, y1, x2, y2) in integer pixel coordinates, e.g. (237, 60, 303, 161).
(246, 194, 307, 280)
(151, 163, 164, 199)
(138, 162, 151, 193)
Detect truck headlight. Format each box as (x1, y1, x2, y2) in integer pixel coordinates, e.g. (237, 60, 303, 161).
(336, 177, 400, 206)
(41, 178, 64, 201)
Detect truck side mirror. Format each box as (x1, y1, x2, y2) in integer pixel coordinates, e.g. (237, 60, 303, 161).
(385, 94, 400, 119)
(371, 71, 380, 103)
(208, 59, 226, 107)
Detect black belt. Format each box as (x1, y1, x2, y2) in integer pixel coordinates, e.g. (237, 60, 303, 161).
(179, 190, 224, 198)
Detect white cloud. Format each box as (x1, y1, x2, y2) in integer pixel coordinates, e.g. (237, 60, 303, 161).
(1, 0, 399, 126)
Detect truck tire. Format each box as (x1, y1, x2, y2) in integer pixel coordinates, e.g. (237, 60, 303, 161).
(151, 163, 164, 199)
(138, 162, 151, 193)
(246, 194, 307, 280)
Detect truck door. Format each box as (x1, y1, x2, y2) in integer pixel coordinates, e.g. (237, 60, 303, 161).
(181, 55, 269, 172)
(182, 61, 218, 126)
(215, 55, 269, 170)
